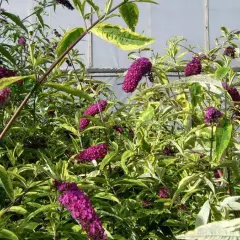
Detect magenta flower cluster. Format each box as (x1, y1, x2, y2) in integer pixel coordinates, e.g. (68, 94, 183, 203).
(204, 107, 223, 125)
(158, 187, 170, 198)
(0, 67, 16, 105)
(54, 181, 106, 240)
(122, 57, 152, 93)
(224, 84, 240, 102)
(0, 67, 16, 79)
(75, 143, 108, 162)
(84, 100, 107, 116)
(80, 100, 107, 130)
(0, 88, 10, 105)
(18, 37, 26, 45)
(184, 57, 202, 77)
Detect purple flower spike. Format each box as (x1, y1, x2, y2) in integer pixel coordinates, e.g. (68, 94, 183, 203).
(0, 67, 16, 79)
(80, 118, 90, 130)
(204, 107, 223, 125)
(18, 37, 26, 45)
(184, 57, 202, 77)
(84, 100, 108, 116)
(75, 143, 108, 162)
(54, 181, 106, 240)
(122, 57, 152, 93)
(158, 187, 170, 198)
(0, 88, 10, 105)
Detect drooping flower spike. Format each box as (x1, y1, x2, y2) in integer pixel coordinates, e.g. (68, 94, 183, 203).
(75, 143, 108, 162)
(54, 181, 106, 240)
(122, 57, 152, 93)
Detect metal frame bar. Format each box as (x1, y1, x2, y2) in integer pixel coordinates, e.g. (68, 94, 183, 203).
(204, 0, 210, 50)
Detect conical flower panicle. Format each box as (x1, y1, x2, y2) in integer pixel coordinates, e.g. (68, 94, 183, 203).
(184, 57, 202, 77)
(122, 57, 152, 93)
(84, 100, 108, 116)
(79, 100, 107, 130)
(75, 143, 108, 162)
(54, 181, 106, 240)
(56, 0, 74, 10)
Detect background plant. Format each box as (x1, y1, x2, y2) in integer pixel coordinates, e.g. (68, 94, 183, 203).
(0, 0, 240, 240)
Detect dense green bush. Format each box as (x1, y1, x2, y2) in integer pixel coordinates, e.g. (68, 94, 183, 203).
(1, 0, 240, 239)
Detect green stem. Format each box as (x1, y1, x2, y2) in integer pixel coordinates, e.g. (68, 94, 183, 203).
(210, 124, 214, 162)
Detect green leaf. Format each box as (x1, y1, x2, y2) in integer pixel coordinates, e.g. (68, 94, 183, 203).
(136, 0, 158, 3)
(100, 142, 118, 170)
(45, 82, 91, 100)
(216, 118, 232, 161)
(0, 165, 14, 202)
(8, 206, 27, 215)
(20, 204, 58, 227)
(94, 192, 120, 203)
(0, 229, 19, 240)
(86, 0, 100, 17)
(119, 3, 139, 31)
(221, 196, 240, 211)
(195, 200, 211, 228)
(215, 66, 229, 79)
(72, 0, 84, 16)
(105, 0, 113, 14)
(172, 174, 200, 205)
(0, 45, 16, 64)
(1, 12, 28, 32)
(121, 150, 134, 174)
(56, 27, 84, 57)
(139, 104, 155, 122)
(177, 218, 240, 240)
(0, 75, 35, 90)
(91, 23, 155, 50)
(60, 124, 79, 136)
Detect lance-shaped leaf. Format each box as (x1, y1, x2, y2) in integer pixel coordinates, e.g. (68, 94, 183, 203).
(0, 165, 14, 202)
(1, 12, 28, 32)
(195, 200, 211, 228)
(177, 218, 240, 240)
(0, 229, 19, 240)
(0, 45, 16, 64)
(216, 118, 232, 162)
(56, 27, 84, 57)
(91, 23, 155, 50)
(45, 82, 91, 101)
(119, 3, 139, 31)
(0, 75, 35, 90)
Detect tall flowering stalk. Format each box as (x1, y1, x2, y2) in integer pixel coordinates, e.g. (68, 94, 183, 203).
(122, 57, 152, 93)
(54, 181, 106, 240)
